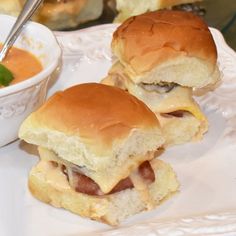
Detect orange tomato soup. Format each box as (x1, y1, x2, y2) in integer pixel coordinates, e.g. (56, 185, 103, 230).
(0, 44, 43, 87)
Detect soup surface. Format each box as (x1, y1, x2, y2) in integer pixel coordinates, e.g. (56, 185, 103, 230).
(0, 44, 43, 88)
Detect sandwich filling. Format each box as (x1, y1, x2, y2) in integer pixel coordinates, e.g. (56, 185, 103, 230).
(102, 62, 207, 121)
(38, 147, 156, 196)
(54, 160, 155, 196)
(101, 62, 208, 145)
(140, 82, 177, 94)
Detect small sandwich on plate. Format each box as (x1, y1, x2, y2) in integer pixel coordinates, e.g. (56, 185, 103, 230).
(113, 0, 202, 22)
(19, 83, 179, 225)
(102, 10, 220, 146)
(0, 0, 104, 30)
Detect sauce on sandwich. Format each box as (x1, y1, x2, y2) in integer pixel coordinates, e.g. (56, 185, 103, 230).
(60, 161, 155, 196)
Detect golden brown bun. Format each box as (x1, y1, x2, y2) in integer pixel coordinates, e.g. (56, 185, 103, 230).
(19, 83, 164, 193)
(0, 0, 103, 30)
(20, 83, 159, 151)
(114, 0, 201, 23)
(29, 158, 179, 225)
(112, 10, 220, 88)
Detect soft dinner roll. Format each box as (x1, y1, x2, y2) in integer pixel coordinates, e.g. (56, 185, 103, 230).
(0, 0, 103, 30)
(112, 10, 220, 89)
(19, 83, 165, 194)
(114, 0, 202, 22)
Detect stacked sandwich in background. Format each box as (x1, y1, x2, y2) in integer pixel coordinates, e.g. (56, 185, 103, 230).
(102, 10, 220, 146)
(19, 83, 179, 225)
(0, 0, 104, 30)
(112, 0, 203, 22)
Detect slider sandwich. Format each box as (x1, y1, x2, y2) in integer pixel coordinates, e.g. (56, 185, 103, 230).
(102, 10, 220, 146)
(0, 0, 104, 30)
(113, 0, 202, 22)
(19, 83, 179, 225)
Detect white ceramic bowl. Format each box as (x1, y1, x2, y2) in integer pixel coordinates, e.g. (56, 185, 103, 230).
(0, 14, 61, 147)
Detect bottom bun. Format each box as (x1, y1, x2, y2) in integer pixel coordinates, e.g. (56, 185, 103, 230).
(156, 112, 207, 146)
(29, 159, 179, 225)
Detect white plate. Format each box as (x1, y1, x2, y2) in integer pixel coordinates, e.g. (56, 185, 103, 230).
(1, 24, 236, 236)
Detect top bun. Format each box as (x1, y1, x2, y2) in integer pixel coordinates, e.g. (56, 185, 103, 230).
(112, 10, 220, 88)
(19, 83, 164, 193)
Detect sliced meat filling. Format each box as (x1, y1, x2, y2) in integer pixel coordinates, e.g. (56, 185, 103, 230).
(140, 82, 177, 94)
(161, 110, 192, 118)
(55, 161, 155, 196)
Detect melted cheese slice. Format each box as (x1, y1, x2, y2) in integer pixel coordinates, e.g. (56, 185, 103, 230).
(102, 62, 207, 122)
(38, 146, 157, 196)
(37, 147, 72, 191)
(39, 146, 62, 163)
